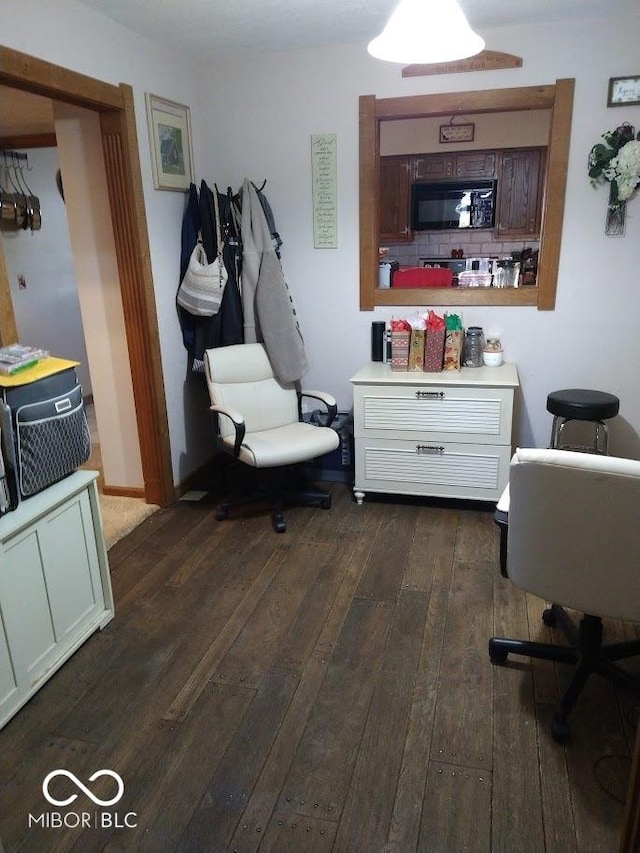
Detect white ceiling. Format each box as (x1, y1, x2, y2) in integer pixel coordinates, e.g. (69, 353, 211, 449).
(1, 0, 636, 142)
(73, 0, 637, 57)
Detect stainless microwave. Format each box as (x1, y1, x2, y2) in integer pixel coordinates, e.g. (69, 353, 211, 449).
(411, 179, 496, 231)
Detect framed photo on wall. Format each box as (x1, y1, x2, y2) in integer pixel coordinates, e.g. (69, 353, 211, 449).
(145, 94, 194, 191)
(607, 76, 640, 107)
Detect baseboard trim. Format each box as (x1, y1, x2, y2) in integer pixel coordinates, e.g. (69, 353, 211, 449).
(102, 485, 146, 499)
(174, 453, 226, 501)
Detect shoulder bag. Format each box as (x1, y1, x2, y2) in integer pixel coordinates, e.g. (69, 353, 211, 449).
(177, 189, 228, 316)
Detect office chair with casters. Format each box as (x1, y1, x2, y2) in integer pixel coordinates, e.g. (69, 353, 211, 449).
(489, 447, 640, 743)
(204, 343, 340, 533)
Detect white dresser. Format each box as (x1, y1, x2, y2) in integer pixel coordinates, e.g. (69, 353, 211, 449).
(350, 363, 519, 504)
(0, 470, 114, 729)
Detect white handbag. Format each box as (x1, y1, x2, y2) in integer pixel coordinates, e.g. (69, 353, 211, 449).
(177, 189, 228, 317)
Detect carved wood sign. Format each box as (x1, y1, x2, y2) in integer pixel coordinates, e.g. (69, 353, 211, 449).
(402, 50, 522, 78)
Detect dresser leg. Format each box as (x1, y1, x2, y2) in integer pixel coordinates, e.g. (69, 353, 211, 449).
(353, 489, 365, 505)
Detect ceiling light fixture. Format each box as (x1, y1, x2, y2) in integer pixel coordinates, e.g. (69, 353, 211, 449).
(367, 0, 484, 64)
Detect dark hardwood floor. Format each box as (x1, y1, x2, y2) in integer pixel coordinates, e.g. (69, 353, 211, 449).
(1, 482, 638, 852)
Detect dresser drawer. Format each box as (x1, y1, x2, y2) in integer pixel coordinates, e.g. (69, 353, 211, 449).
(354, 438, 510, 501)
(354, 384, 514, 446)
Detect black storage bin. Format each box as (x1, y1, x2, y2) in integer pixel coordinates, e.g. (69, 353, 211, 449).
(0, 367, 91, 500)
(304, 410, 354, 484)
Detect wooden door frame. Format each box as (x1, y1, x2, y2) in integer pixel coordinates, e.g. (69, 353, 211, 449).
(0, 45, 174, 508)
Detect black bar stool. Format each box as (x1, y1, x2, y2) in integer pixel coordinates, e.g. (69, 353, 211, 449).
(547, 389, 619, 455)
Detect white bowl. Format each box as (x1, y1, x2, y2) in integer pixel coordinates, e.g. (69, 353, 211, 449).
(483, 350, 504, 367)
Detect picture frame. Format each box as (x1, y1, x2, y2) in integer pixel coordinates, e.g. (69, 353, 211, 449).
(439, 122, 475, 144)
(607, 76, 640, 107)
(145, 94, 194, 191)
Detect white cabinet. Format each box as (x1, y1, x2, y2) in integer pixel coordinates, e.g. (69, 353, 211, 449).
(350, 363, 519, 504)
(0, 470, 113, 729)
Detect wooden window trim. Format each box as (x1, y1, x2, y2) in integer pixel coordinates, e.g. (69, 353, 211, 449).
(359, 79, 575, 311)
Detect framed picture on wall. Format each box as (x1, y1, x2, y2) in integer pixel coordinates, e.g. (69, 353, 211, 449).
(145, 94, 194, 191)
(607, 76, 640, 107)
(439, 122, 475, 143)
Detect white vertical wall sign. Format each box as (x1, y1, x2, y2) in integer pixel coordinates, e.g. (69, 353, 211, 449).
(311, 133, 338, 248)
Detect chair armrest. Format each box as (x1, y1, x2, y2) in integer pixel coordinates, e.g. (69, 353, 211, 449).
(210, 404, 246, 458)
(298, 390, 338, 427)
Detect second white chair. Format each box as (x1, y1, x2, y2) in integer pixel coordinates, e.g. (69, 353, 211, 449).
(489, 447, 640, 742)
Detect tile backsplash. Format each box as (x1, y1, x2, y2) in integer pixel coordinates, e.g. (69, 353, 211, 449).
(383, 231, 539, 266)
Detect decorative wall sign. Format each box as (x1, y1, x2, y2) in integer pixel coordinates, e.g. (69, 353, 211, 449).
(607, 76, 640, 107)
(145, 94, 194, 191)
(311, 133, 338, 249)
(439, 123, 475, 143)
(402, 50, 522, 78)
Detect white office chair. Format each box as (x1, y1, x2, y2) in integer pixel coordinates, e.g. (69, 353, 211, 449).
(204, 343, 340, 532)
(489, 447, 640, 742)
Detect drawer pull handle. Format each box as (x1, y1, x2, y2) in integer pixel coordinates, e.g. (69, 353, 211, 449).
(415, 391, 444, 399)
(416, 445, 445, 455)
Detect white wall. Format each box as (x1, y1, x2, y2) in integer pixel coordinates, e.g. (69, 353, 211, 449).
(3, 4, 640, 483)
(380, 109, 551, 154)
(195, 15, 640, 458)
(0, 148, 91, 393)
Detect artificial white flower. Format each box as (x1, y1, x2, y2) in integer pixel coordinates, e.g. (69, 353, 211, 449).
(608, 139, 640, 201)
(588, 123, 640, 225)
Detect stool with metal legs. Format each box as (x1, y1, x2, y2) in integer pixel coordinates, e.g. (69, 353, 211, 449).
(546, 389, 619, 455)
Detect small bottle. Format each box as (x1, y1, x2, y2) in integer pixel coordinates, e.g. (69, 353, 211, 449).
(463, 326, 485, 367)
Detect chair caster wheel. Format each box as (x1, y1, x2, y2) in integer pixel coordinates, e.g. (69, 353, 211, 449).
(215, 505, 229, 521)
(551, 714, 570, 743)
(320, 497, 331, 510)
(542, 608, 557, 627)
(488, 641, 508, 664)
(272, 512, 286, 533)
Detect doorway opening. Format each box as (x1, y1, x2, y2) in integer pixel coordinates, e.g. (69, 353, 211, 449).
(0, 45, 173, 507)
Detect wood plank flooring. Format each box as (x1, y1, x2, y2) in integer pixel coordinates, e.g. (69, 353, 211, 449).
(1, 483, 638, 853)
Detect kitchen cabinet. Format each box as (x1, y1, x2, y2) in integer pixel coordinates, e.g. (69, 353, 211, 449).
(455, 151, 497, 179)
(380, 146, 545, 243)
(379, 155, 412, 243)
(413, 152, 496, 180)
(413, 154, 454, 180)
(350, 363, 519, 504)
(0, 470, 114, 729)
(496, 148, 545, 238)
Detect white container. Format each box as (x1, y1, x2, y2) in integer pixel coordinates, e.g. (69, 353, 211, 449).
(459, 257, 492, 288)
(378, 262, 395, 288)
(483, 349, 504, 367)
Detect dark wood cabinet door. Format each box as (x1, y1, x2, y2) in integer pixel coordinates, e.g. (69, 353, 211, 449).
(496, 148, 545, 238)
(413, 154, 454, 180)
(455, 151, 497, 178)
(379, 156, 412, 243)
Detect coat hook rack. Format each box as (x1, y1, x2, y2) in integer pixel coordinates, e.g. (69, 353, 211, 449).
(3, 150, 29, 164)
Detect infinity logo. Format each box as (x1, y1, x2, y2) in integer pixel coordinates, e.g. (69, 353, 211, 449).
(42, 769, 125, 807)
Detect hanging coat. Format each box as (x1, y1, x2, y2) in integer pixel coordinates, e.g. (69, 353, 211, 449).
(197, 180, 244, 352)
(240, 179, 308, 384)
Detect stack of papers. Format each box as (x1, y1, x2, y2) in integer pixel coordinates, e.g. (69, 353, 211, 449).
(0, 344, 49, 376)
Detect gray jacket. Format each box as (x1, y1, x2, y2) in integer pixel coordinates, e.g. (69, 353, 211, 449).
(240, 179, 308, 384)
